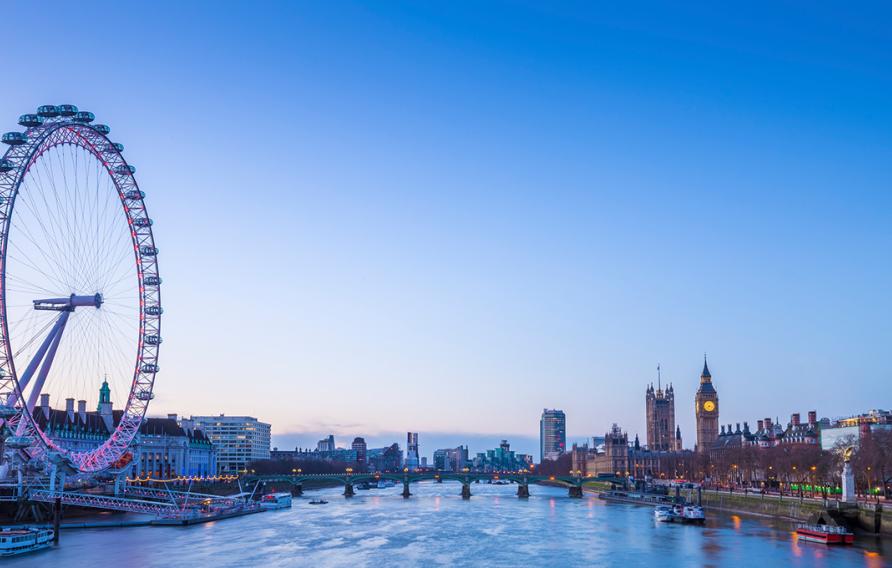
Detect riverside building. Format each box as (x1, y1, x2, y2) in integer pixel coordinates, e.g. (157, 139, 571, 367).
(32, 384, 216, 479)
(645, 366, 679, 451)
(540, 409, 567, 462)
(190, 414, 271, 474)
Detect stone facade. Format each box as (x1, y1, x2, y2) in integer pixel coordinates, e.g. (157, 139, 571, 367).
(645, 371, 678, 451)
(694, 357, 719, 453)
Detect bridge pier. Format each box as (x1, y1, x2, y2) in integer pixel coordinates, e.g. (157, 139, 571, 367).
(402, 481, 412, 498)
(517, 484, 530, 498)
(52, 497, 61, 544)
(461, 483, 472, 499)
(291, 484, 303, 496)
(436, 476, 442, 484)
(568, 485, 583, 499)
(344, 483, 355, 497)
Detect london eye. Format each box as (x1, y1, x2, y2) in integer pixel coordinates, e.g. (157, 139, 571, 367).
(0, 105, 161, 474)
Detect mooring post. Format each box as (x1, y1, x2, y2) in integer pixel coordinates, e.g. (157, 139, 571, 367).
(53, 497, 61, 544)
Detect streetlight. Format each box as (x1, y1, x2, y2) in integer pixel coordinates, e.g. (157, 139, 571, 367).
(346, 467, 353, 474)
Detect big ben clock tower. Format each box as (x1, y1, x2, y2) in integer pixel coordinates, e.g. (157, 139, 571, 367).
(694, 356, 719, 453)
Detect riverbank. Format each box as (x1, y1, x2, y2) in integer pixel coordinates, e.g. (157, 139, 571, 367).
(694, 490, 891, 537)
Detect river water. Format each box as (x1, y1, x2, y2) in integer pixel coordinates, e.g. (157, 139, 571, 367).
(7, 483, 888, 567)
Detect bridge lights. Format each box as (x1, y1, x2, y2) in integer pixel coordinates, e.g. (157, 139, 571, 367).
(346, 468, 354, 474)
(462, 467, 470, 473)
(403, 467, 409, 473)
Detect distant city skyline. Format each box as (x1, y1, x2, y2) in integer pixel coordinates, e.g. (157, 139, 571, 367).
(3, 2, 889, 444)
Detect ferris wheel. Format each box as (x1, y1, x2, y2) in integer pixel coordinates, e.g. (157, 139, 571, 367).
(0, 104, 161, 474)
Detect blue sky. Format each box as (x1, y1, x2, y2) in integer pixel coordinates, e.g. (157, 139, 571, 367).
(2, 2, 890, 459)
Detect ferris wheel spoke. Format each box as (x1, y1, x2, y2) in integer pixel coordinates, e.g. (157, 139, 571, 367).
(21, 165, 77, 288)
(9, 216, 77, 290)
(6, 248, 72, 293)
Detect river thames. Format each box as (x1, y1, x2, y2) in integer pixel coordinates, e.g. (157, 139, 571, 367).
(8, 483, 888, 567)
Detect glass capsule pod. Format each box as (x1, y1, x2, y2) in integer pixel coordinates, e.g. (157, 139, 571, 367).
(18, 114, 43, 127)
(1, 132, 27, 145)
(37, 105, 60, 118)
(72, 111, 95, 123)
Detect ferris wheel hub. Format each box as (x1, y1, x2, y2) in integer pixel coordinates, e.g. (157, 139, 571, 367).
(32, 293, 103, 312)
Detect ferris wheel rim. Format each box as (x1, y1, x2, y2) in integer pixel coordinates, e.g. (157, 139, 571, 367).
(0, 110, 161, 474)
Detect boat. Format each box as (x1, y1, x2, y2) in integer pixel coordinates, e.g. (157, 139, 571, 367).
(681, 505, 705, 524)
(308, 499, 328, 505)
(598, 490, 675, 506)
(377, 480, 395, 489)
(260, 492, 293, 510)
(654, 505, 675, 522)
(795, 524, 854, 545)
(0, 527, 54, 557)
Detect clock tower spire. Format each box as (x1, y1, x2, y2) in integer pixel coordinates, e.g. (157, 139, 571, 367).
(694, 354, 719, 453)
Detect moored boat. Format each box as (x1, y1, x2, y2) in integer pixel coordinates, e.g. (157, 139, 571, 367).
(681, 505, 705, 524)
(795, 524, 854, 545)
(654, 505, 675, 522)
(598, 490, 675, 506)
(0, 527, 54, 557)
(308, 499, 328, 505)
(261, 492, 293, 510)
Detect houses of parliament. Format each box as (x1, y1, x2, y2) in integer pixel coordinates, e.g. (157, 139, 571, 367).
(572, 357, 720, 479)
(646, 357, 719, 454)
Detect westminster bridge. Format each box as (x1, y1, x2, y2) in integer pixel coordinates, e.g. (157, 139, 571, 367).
(243, 471, 624, 499)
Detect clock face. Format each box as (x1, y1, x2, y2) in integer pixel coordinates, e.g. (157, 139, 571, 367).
(703, 401, 716, 412)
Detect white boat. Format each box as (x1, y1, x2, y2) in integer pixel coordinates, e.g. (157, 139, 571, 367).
(681, 505, 705, 524)
(0, 527, 54, 557)
(260, 492, 293, 510)
(377, 480, 395, 489)
(654, 505, 675, 522)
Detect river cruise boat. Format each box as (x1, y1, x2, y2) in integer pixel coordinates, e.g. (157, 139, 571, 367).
(653, 504, 705, 524)
(795, 524, 854, 545)
(0, 527, 54, 557)
(599, 490, 676, 506)
(654, 505, 675, 522)
(681, 505, 705, 524)
(260, 492, 293, 510)
(377, 480, 395, 489)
